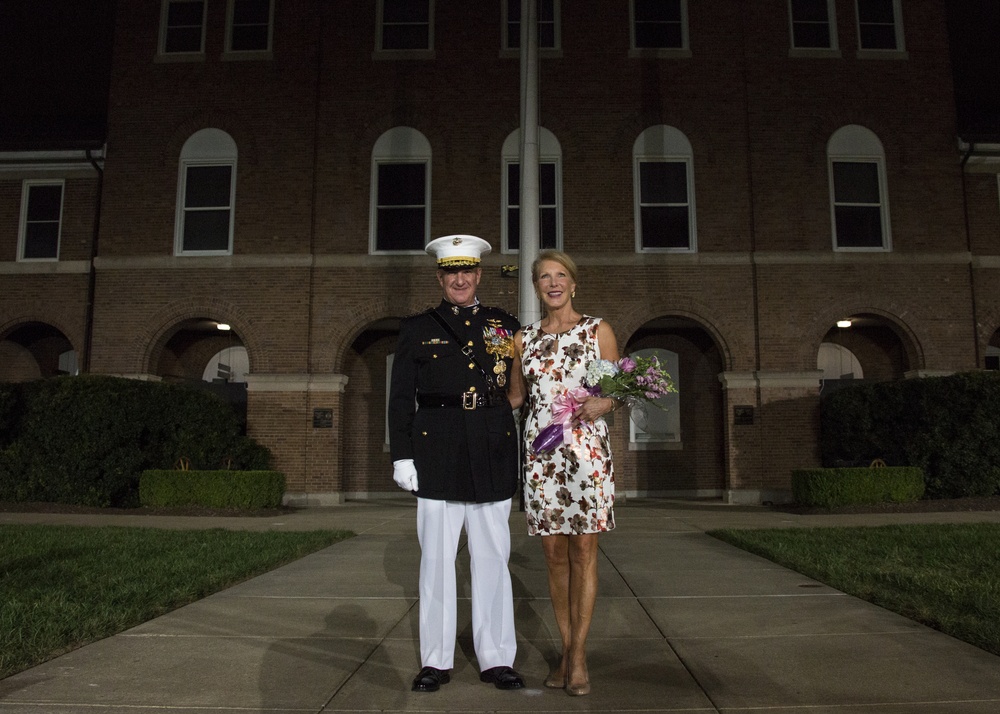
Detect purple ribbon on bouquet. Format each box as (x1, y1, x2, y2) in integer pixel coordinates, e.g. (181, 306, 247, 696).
(530, 386, 593, 454)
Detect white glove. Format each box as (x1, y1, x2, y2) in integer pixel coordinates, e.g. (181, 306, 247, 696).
(392, 459, 418, 492)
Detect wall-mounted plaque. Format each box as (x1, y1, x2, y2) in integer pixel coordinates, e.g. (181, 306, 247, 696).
(312, 408, 333, 428)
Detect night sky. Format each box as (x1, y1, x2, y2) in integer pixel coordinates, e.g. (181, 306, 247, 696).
(0, 0, 114, 148)
(1, 0, 997, 148)
(946, 0, 1000, 138)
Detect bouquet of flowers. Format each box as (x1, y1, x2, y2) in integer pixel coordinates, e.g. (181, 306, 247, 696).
(530, 355, 677, 454)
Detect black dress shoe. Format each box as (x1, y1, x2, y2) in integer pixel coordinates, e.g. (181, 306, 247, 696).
(411, 666, 450, 692)
(479, 665, 525, 690)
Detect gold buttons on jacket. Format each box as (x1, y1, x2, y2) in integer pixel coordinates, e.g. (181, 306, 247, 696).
(465, 320, 471, 326)
(467, 340, 474, 346)
(469, 363, 475, 369)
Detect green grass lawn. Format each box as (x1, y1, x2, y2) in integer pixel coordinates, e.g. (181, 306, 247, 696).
(0, 525, 352, 679)
(710, 523, 1000, 657)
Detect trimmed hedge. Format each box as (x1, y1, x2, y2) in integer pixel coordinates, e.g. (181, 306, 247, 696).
(140, 470, 285, 509)
(0, 383, 19, 447)
(0, 375, 271, 507)
(792, 467, 925, 508)
(821, 371, 1000, 498)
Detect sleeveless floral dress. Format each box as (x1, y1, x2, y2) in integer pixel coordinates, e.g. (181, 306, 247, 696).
(521, 316, 615, 536)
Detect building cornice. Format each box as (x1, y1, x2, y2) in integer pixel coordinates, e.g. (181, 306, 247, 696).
(0, 148, 105, 177)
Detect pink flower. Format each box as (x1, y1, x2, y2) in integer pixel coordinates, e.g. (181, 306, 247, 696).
(530, 387, 591, 454)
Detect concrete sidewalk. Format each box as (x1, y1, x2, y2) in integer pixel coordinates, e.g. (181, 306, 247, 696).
(2, 499, 1000, 713)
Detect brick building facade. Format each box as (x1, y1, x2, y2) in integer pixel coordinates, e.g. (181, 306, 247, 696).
(3, 1, 1000, 504)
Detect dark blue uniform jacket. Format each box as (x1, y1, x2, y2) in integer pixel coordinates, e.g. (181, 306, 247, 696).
(388, 300, 520, 503)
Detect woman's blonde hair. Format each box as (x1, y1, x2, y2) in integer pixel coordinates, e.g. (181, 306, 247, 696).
(531, 250, 578, 285)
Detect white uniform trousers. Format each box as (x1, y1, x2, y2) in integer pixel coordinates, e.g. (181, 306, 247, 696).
(416, 497, 517, 671)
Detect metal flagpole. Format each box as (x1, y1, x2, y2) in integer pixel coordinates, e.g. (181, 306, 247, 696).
(518, 0, 541, 327)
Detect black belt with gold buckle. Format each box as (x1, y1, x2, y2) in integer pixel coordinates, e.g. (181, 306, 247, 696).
(417, 392, 506, 410)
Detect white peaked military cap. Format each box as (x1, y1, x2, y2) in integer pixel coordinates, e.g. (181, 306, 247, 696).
(426, 234, 492, 269)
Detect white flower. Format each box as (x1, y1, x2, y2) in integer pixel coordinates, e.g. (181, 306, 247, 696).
(584, 359, 619, 387)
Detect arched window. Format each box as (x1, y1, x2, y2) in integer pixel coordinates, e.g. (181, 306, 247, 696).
(827, 125, 891, 251)
(633, 126, 697, 252)
(175, 128, 238, 255)
(58, 349, 79, 376)
(370, 127, 432, 253)
(818, 343, 864, 380)
(501, 128, 563, 253)
(202, 345, 250, 383)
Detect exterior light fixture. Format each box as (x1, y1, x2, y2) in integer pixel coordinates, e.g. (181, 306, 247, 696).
(217, 323, 231, 331)
(836, 320, 852, 328)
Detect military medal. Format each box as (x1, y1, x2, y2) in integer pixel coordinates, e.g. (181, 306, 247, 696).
(493, 360, 508, 387)
(484, 321, 514, 388)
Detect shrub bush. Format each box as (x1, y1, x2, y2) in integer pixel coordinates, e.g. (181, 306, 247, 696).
(139, 470, 285, 509)
(821, 372, 1000, 498)
(792, 466, 925, 508)
(0, 383, 21, 447)
(0, 375, 271, 507)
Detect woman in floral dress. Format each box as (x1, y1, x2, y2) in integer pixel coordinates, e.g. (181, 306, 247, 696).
(508, 250, 620, 697)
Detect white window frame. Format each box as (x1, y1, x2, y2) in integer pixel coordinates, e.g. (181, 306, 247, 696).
(370, 127, 432, 255)
(158, 0, 207, 60)
(827, 125, 891, 252)
(376, 0, 434, 55)
(787, 0, 840, 55)
(175, 129, 238, 256)
(224, 0, 274, 59)
(18, 179, 64, 262)
(500, 128, 563, 254)
(633, 126, 697, 253)
(501, 0, 561, 54)
(629, 0, 690, 58)
(855, 0, 906, 55)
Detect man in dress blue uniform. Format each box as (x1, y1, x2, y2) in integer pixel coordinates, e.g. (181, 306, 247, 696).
(388, 234, 524, 693)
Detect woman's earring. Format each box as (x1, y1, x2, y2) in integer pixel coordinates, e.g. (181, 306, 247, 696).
(571, 290, 576, 298)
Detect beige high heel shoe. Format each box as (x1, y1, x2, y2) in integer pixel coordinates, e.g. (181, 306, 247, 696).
(566, 680, 591, 696)
(543, 672, 565, 688)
